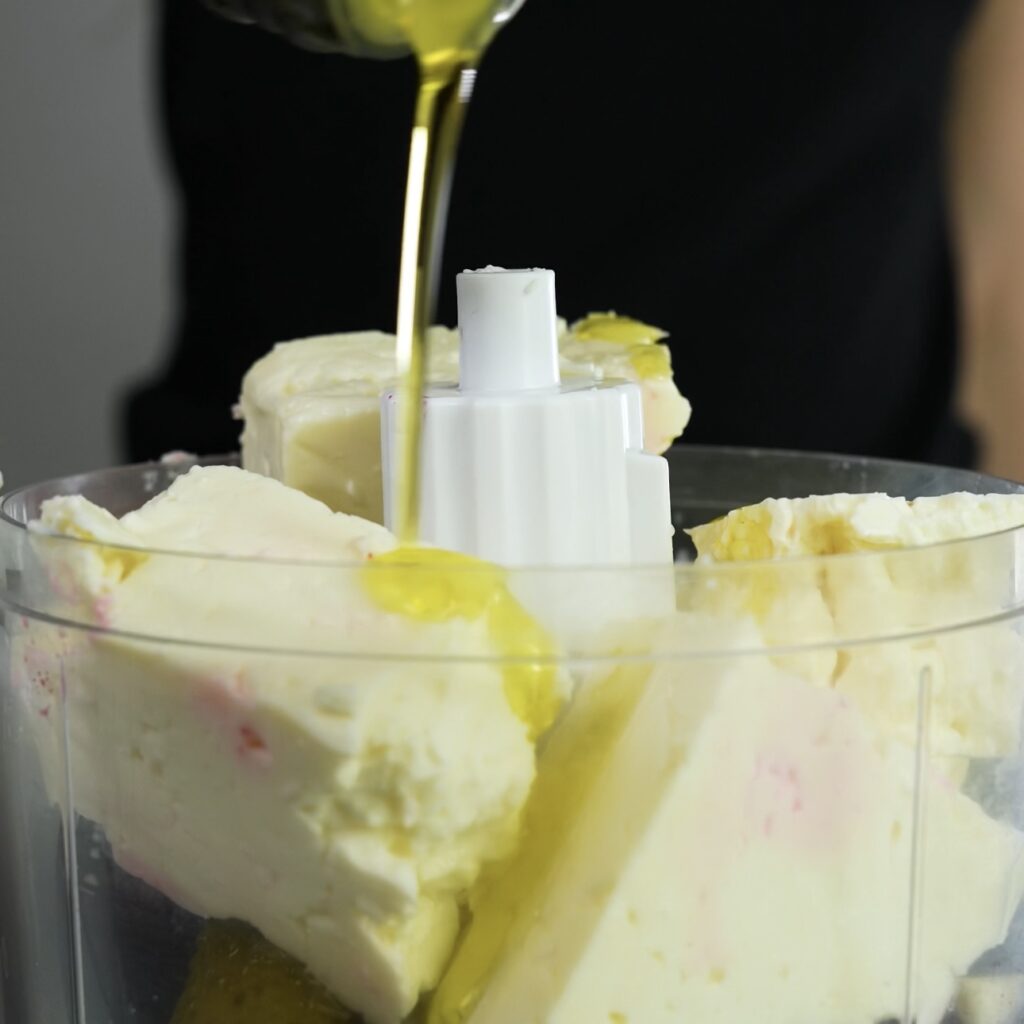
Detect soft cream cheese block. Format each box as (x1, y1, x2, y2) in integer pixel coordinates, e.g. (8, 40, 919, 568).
(688, 491, 1024, 557)
(688, 492, 1024, 756)
(431, 617, 1024, 1024)
(237, 316, 691, 522)
(18, 466, 561, 1024)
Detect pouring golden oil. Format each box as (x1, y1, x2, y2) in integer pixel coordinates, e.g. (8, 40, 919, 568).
(388, 0, 516, 544)
(206, 0, 522, 541)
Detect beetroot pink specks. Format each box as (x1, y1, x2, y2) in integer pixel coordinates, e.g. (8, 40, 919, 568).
(193, 676, 269, 767)
(93, 594, 113, 629)
(237, 724, 272, 767)
(47, 566, 77, 603)
(239, 724, 265, 751)
(748, 755, 805, 841)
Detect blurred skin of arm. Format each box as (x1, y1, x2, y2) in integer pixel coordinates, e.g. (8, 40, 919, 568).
(949, 0, 1024, 481)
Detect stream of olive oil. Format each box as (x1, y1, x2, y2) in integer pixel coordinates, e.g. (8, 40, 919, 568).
(385, 0, 512, 543)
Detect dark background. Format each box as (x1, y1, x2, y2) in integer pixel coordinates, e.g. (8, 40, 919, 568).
(126, 0, 977, 467)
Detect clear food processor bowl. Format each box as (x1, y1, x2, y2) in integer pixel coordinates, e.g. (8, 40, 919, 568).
(2, 446, 1024, 1024)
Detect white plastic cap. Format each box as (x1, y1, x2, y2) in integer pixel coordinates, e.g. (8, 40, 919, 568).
(457, 268, 560, 393)
(382, 267, 673, 568)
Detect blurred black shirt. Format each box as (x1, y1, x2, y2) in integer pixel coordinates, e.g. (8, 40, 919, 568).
(127, 0, 977, 466)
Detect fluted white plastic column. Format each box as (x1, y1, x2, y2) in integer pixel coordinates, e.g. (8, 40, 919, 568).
(382, 267, 673, 567)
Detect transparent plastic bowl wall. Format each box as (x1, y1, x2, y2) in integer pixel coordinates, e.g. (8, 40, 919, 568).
(2, 447, 1024, 1024)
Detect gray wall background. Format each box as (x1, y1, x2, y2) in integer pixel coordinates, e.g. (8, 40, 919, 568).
(0, 0, 172, 492)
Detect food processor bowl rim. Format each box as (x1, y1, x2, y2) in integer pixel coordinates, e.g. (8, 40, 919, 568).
(5, 589, 1023, 662)
(2, 447, 1023, 573)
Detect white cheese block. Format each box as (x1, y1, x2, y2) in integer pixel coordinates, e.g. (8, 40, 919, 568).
(237, 319, 690, 523)
(688, 493, 1024, 756)
(431, 619, 1024, 1024)
(19, 466, 557, 1024)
